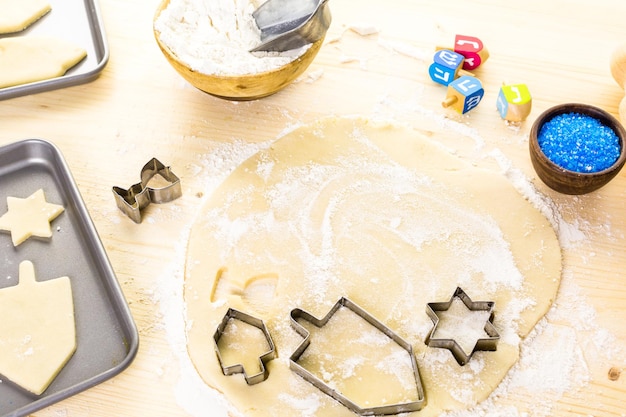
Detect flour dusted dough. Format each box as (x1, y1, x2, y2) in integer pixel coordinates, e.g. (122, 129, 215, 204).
(0, 36, 86, 89)
(0, 261, 76, 395)
(0, 0, 51, 34)
(184, 117, 562, 416)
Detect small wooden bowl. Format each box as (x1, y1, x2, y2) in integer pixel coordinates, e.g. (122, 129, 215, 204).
(529, 103, 626, 194)
(153, 0, 324, 101)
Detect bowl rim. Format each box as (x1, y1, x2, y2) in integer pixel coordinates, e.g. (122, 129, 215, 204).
(529, 102, 626, 177)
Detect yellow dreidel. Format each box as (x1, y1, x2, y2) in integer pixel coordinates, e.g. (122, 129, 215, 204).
(428, 49, 473, 86)
(610, 42, 626, 123)
(442, 76, 484, 114)
(437, 34, 490, 71)
(496, 83, 532, 123)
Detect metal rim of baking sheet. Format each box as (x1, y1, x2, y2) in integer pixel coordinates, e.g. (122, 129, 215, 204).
(0, 0, 109, 100)
(0, 139, 138, 417)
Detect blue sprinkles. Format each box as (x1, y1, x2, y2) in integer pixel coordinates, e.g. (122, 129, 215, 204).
(538, 112, 621, 173)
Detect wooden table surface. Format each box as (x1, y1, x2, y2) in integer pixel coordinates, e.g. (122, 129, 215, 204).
(2, 0, 626, 415)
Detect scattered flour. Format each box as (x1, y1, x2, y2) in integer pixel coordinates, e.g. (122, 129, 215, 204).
(154, 0, 308, 75)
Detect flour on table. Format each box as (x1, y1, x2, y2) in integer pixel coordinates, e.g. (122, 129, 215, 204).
(154, 0, 310, 76)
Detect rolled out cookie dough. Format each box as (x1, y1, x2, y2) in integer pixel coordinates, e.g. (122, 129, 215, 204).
(0, 36, 86, 89)
(184, 117, 562, 416)
(0, 0, 51, 34)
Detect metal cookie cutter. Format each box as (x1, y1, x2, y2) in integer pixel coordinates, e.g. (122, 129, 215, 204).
(289, 297, 425, 415)
(425, 287, 499, 366)
(112, 158, 181, 223)
(213, 308, 277, 385)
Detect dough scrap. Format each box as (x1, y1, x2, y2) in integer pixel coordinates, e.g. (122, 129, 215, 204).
(184, 117, 562, 416)
(0, 188, 64, 246)
(0, 0, 51, 34)
(0, 36, 87, 89)
(0, 260, 76, 395)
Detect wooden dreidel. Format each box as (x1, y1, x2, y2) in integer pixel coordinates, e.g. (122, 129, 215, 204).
(442, 75, 484, 114)
(429, 49, 472, 86)
(496, 83, 532, 123)
(610, 42, 626, 123)
(453, 34, 489, 70)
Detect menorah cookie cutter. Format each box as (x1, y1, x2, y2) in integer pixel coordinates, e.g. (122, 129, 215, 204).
(112, 158, 181, 223)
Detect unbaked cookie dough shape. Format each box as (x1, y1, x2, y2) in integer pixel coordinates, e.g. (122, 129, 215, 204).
(0, 260, 76, 395)
(0, 188, 64, 246)
(0, 0, 51, 34)
(0, 36, 87, 89)
(184, 117, 562, 416)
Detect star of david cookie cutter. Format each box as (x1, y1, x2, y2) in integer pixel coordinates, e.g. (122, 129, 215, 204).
(425, 287, 499, 366)
(289, 297, 426, 415)
(112, 158, 182, 223)
(213, 308, 277, 385)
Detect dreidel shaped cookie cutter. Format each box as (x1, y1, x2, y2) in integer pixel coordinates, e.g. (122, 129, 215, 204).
(112, 158, 182, 223)
(289, 297, 426, 415)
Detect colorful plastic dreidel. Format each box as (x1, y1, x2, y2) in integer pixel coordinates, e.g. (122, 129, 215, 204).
(454, 34, 489, 70)
(496, 84, 532, 122)
(429, 49, 466, 86)
(442, 75, 484, 114)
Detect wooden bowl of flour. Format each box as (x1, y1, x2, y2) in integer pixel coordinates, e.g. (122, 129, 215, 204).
(153, 0, 324, 101)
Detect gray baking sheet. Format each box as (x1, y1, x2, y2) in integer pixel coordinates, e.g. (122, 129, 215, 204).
(0, 0, 108, 100)
(0, 139, 138, 417)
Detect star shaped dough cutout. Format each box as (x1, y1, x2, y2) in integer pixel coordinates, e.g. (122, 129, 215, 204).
(0, 189, 64, 246)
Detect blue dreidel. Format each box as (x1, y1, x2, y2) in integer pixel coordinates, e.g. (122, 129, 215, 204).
(496, 84, 532, 123)
(429, 49, 470, 86)
(442, 76, 484, 114)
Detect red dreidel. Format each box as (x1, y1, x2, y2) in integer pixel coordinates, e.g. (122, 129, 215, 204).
(496, 83, 532, 123)
(437, 34, 489, 71)
(454, 34, 489, 70)
(442, 75, 484, 114)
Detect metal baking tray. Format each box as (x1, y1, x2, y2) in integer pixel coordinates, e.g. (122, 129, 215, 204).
(0, 139, 138, 417)
(0, 0, 109, 100)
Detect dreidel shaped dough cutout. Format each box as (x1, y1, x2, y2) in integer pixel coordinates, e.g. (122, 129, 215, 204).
(0, 0, 51, 34)
(0, 260, 76, 395)
(0, 36, 86, 89)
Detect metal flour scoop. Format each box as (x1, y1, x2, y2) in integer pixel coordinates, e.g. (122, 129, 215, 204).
(251, 0, 331, 53)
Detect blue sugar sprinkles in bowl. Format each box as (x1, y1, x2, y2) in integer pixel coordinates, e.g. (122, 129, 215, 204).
(538, 112, 621, 173)
(529, 103, 626, 194)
